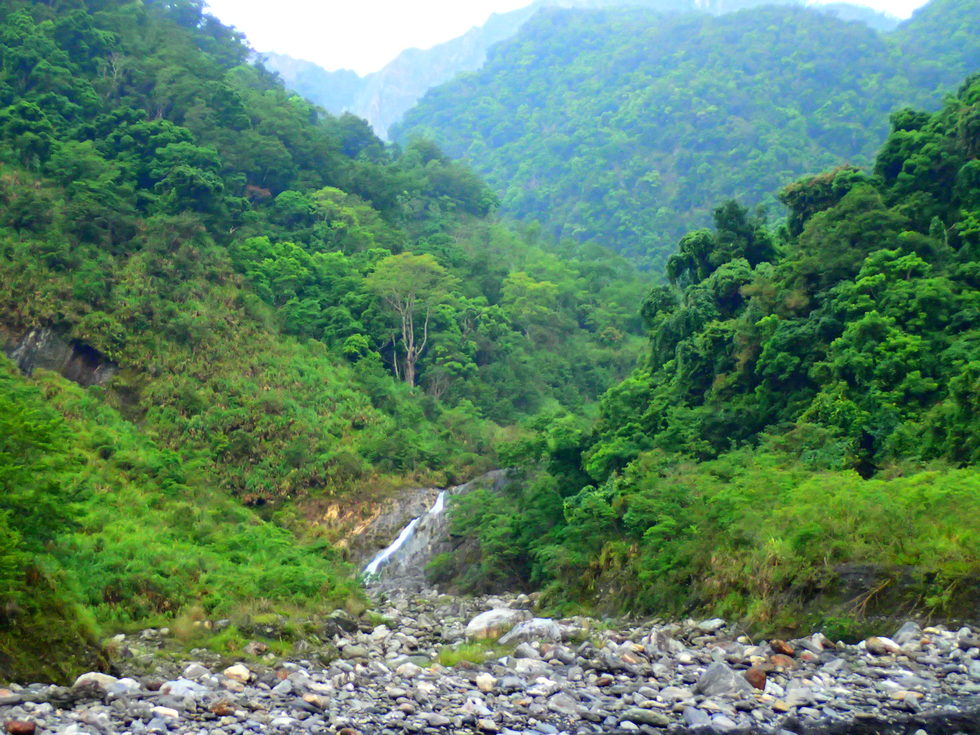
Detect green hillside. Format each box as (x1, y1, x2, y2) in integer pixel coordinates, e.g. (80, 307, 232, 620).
(440, 75, 980, 626)
(394, 1, 979, 266)
(0, 0, 645, 680)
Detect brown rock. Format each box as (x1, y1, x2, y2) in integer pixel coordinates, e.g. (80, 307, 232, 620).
(769, 654, 796, 669)
(799, 650, 818, 663)
(5, 722, 36, 735)
(770, 639, 794, 656)
(337, 729, 362, 735)
(744, 666, 767, 690)
(210, 701, 235, 717)
(596, 675, 613, 687)
(144, 680, 163, 692)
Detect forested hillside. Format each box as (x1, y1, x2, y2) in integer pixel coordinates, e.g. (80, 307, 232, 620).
(0, 0, 645, 680)
(395, 0, 980, 265)
(440, 76, 980, 628)
(262, 0, 900, 139)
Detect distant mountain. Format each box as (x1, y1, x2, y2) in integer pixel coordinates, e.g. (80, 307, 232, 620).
(393, 0, 975, 264)
(260, 0, 899, 138)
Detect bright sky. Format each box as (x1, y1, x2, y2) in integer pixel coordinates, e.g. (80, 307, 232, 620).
(203, 0, 931, 76)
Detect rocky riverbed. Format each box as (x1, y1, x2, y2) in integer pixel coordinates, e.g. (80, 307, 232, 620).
(2, 590, 979, 735)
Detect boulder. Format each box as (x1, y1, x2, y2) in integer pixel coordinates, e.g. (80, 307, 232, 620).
(465, 608, 531, 640)
(693, 662, 753, 697)
(72, 673, 119, 696)
(499, 618, 563, 645)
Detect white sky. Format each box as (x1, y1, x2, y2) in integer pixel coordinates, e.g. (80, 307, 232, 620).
(204, 0, 931, 76)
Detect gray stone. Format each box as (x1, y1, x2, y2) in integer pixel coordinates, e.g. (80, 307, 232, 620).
(548, 693, 580, 716)
(465, 609, 532, 640)
(694, 663, 753, 697)
(73, 672, 119, 695)
(499, 618, 563, 646)
(621, 708, 670, 726)
(683, 706, 712, 726)
(697, 618, 727, 633)
(160, 679, 210, 701)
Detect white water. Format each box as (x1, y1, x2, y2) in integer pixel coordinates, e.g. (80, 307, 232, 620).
(363, 517, 421, 576)
(430, 490, 446, 514)
(362, 491, 448, 578)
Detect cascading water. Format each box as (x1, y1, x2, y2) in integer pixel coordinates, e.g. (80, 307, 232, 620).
(362, 490, 447, 579)
(359, 471, 510, 590)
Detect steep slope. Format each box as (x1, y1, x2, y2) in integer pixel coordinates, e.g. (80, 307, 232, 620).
(440, 75, 980, 624)
(0, 0, 646, 679)
(394, 1, 974, 265)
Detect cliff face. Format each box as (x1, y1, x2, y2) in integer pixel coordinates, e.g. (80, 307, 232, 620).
(3, 327, 117, 387)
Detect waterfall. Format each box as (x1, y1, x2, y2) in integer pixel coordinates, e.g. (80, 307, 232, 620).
(362, 490, 447, 578)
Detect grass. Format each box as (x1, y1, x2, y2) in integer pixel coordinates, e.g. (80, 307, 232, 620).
(436, 641, 513, 667)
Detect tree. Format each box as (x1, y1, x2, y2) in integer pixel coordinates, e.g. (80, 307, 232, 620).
(364, 253, 458, 387)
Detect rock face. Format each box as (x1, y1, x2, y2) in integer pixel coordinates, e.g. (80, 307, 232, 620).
(3, 327, 116, 386)
(2, 597, 979, 735)
(361, 470, 511, 591)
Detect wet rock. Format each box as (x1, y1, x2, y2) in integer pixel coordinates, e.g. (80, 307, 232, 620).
(4, 722, 35, 735)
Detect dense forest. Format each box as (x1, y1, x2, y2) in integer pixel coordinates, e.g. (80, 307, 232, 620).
(0, 0, 646, 680)
(438, 76, 980, 628)
(0, 0, 977, 686)
(395, 0, 980, 266)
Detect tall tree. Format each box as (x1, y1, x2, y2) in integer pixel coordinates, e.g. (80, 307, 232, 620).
(364, 253, 458, 387)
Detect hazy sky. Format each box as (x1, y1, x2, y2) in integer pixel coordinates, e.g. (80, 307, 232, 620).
(203, 0, 930, 76)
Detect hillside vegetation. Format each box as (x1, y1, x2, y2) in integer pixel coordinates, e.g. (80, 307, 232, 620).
(395, 0, 980, 265)
(0, 0, 645, 680)
(440, 76, 980, 628)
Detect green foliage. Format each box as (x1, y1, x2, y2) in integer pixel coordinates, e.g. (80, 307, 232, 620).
(0, 0, 655, 681)
(395, 3, 978, 266)
(444, 76, 980, 624)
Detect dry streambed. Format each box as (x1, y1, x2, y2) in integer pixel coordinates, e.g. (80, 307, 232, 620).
(2, 591, 979, 735)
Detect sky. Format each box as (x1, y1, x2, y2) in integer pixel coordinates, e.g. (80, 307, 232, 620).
(203, 0, 931, 76)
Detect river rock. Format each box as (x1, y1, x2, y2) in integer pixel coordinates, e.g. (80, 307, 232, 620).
(160, 679, 209, 700)
(465, 608, 531, 640)
(694, 662, 753, 696)
(697, 618, 726, 633)
(681, 707, 711, 727)
(222, 664, 252, 683)
(894, 621, 922, 646)
(499, 618, 563, 645)
(865, 636, 902, 655)
(622, 707, 670, 726)
(72, 672, 118, 695)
